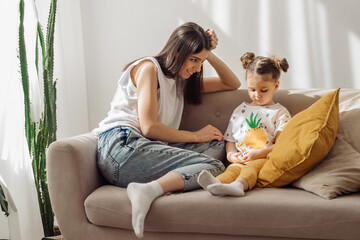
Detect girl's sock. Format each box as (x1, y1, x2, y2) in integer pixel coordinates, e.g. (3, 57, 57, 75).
(127, 181, 164, 238)
(197, 170, 220, 190)
(207, 181, 245, 197)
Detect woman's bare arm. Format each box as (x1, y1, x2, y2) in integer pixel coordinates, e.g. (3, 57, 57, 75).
(134, 60, 223, 143)
(202, 52, 241, 93)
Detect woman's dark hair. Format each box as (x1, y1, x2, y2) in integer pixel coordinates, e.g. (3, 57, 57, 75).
(124, 22, 210, 104)
(240, 52, 289, 81)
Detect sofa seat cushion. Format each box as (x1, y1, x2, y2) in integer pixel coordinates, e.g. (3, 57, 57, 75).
(85, 185, 360, 239)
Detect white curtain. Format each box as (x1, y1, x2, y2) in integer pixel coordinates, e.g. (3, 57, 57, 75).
(0, 0, 47, 239)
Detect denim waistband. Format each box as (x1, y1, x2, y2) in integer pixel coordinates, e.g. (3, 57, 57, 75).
(100, 125, 141, 139)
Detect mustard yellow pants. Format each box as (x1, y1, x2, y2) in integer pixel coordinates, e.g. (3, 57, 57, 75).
(216, 158, 267, 190)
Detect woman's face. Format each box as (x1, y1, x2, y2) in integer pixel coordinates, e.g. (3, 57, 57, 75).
(178, 49, 209, 79)
(247, 72, 279, 106)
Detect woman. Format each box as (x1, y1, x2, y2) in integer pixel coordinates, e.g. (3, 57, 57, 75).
(93, 22, 240, 238)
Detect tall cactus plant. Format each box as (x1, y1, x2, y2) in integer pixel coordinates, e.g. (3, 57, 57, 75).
(0, 185, 9, 217)
(18, 0, 58, 237)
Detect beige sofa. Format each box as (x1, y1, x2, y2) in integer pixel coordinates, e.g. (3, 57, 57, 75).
(47, 89, 360, 240)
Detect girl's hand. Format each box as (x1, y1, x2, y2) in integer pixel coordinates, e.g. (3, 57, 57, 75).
(227, 151, 244, 163)
(193, 124, 223, 142)
(206, 29, 218, 51)
(243, 149, 260, 161)
(237, 149, 267, 164)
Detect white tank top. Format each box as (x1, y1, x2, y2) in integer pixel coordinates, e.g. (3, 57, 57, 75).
(92, 57, 184, 136)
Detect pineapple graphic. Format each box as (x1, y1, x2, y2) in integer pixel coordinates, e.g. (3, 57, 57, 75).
(237, 112, 267, 150)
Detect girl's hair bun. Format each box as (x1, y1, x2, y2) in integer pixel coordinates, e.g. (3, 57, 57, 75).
(277, 58, 289, 72)
(242, 52, 289, 81)
(270, 57, 289, 73)
(240, 52, 255, 69)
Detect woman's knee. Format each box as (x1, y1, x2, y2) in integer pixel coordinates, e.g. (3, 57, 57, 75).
(203, 140, 226, 160)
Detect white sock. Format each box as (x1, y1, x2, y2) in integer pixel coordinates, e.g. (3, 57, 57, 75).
(197, 170, 220, 191)
(207, 181, 245, 197)
(127, 181, 164, 238)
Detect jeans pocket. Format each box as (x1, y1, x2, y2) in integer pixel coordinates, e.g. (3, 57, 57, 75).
(97, 127, 135, 185)
(98, 144, 134, 185)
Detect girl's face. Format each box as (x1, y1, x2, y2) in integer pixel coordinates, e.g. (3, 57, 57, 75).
(178, 48, 209, 79)
(246, 72, 279, 106)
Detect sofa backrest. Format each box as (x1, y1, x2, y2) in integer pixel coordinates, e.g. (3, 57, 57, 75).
(179, 88, 349, 133)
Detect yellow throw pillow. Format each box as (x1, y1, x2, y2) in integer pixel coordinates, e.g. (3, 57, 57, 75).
(257, 89, 340, 188)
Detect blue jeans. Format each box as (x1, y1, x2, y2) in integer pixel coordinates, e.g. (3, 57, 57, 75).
(97, 126, 225, 191)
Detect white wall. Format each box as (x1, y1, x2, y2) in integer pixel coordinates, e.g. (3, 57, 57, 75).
(53, 0, 89, 139)
(36, 0, 89, 140)
(79, 0, 360, 130)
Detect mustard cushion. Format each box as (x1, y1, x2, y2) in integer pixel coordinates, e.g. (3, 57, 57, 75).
(257, 89, 340, 188)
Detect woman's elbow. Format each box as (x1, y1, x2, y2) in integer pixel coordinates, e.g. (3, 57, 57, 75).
(139, 122, 156, 138)
(233, 79, 241, 89)
(225, 77, 241, 90)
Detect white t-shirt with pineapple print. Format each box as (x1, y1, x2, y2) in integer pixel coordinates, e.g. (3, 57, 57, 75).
(224, 102, 291, 152)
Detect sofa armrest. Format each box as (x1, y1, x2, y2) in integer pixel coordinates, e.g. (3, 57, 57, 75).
(47, 133, 103, 234)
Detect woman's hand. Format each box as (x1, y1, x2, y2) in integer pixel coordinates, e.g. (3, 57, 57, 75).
(193, 124, 223, 142)
(201, 29, 240, 93)
(206, 29, 218, 51)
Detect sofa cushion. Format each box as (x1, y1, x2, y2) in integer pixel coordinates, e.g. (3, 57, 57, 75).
(257, 89, 340, 187)
(85, 185, 360, 239)
(292, 137, 360, 199)
(337, 91, 360, 153)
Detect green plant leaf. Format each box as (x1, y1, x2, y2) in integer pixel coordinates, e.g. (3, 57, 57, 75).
(0, 185, 9, 217)
(19, 0, 32, 153)
(19, 0, 58, 236)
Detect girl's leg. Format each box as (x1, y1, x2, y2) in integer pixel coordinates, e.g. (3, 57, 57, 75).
(237, 158, 267, 190)
(197, 170, 220, 190)
(207, 158, 267, 197)
(197, 164, 245, 197)
(197, 163, 242, 191)
(208, 181, 245, 197)
(216, 163, 243, 183)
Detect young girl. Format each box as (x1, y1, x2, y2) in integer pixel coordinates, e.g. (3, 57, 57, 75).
(198, 52, 291, 197)
(94, 22, 240, 238)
